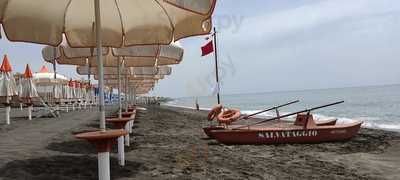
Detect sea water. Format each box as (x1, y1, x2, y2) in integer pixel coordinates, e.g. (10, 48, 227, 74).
(165, 84, 400, 132)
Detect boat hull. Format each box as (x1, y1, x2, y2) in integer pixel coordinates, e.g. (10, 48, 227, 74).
(203, 119, 338, 139)
(210, 121, 362, 145)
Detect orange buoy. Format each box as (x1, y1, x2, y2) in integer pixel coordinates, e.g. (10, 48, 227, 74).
(217, 109, 241, 125)
(207, 104, 223, 121)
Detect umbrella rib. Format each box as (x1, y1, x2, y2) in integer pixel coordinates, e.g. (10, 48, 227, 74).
(154, 0, 175, 41)
(61, 0, 73, 47)
(114, 0, 125, 45)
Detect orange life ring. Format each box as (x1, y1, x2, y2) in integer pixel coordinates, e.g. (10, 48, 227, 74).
(217, 109, 241, 125)
(207, 104, 223, 121)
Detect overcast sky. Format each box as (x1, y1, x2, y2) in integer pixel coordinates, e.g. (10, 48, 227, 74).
(1, 0, 400, 98)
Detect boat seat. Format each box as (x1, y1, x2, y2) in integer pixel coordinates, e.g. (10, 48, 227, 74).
(294, 113, 317, 128)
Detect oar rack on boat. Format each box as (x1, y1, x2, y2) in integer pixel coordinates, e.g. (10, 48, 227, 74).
(234, 101, 345, 130)
(203, 101, 363, 145)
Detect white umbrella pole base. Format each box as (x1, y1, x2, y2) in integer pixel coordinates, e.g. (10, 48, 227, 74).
(75, 130, 127, 180)
(5, 106, 11, 125)
(129, 121, 133, 134)
(20, 103, 23, 111)
(98, 152, 110, 180)
(56, 104, 60, 117)
(28, 106, 33, 120)
(117, 136, 125, 166)
(125, 124, 130, 146)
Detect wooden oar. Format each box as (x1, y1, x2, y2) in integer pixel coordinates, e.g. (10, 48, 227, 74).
(233, 101, 344, 130)
(239, 100, 300, 120)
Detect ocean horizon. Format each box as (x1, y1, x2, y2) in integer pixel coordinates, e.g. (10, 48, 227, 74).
(166, 84, 400, 132)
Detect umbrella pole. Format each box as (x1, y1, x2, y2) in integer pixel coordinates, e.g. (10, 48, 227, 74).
(116, 59, 125, 166)
(117, 136, 125, 166)
(87, 59, 92, 110)
(53, 47, 60, 117)
(133, 86, 137, 106)
(128, 85, 136, 131)
(124, 73, 128, 112)
(124, 80, 130, 146)
(129, 86, 132, 107)
(213, 27, 221, 104)
(28, 98, 32, 120)
(94, 0, 109, 180)
(5, 97, 10, 125)
(98, 151, 110, 180)
(94, 0, 106, 131)
(28, 106, 32, 120)
(118, 58, 122, 119)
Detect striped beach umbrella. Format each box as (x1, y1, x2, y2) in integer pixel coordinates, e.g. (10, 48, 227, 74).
(19, 64, 39, 120)
(0, 55, 18, 124)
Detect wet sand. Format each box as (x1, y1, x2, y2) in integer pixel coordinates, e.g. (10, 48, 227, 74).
(0, 105, 399, 180)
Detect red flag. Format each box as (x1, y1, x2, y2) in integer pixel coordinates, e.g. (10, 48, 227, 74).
(201, 40, 214, 56)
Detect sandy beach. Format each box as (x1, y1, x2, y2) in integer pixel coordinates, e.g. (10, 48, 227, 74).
(0, 105, 399, 180)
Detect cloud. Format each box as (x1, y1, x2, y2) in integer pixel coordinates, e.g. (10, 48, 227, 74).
(227, 0, 400, 44)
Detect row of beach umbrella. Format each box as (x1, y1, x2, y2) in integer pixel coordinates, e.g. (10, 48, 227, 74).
(0, 0, 217, 180)
(0, 55, 101, 122)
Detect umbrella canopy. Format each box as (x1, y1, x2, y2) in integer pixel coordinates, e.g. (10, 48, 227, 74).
(0, 0, 216, 47)
(106, 79, 156, 84)
(97, 75, 161, 81)
(105, 80, 156, 87)
(77, 66, 172, 76)
(19, 64, 39, 98)
(42, 42, 184, 67)
(98, 74, 165, 80)
(33, 66, 68, 85)
(0, 55, 18, 97)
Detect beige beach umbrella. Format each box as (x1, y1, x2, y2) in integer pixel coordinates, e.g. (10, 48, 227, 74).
(105, 79, 156, 85)
(88, 66, 168, 106)
(19, 64, 39, 120)
(86, 66, 167, 102)
(42, 42, 184, 67)
(78, 66, 172, 76)
(1, 0, 215, 47)
(44, 42, 179, 123)
(105, 80, 156, 89)
(0, 55, 18, 124)
(99, 75, 161, 80)
(33, 66, 68, 106)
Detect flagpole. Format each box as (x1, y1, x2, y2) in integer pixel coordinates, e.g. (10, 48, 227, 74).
(213, 27, 221, 104)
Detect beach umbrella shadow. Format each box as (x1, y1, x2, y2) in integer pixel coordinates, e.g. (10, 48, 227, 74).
(312, 128, 398, 154)
(0, 155, 142, 180)
(47, 138, 141, 154)
(46, 140, 96, 154)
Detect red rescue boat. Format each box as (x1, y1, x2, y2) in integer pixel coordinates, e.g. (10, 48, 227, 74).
(207, 101, 362, 144)
(210, 114, 361, 145)
(203, 118, 337, 139)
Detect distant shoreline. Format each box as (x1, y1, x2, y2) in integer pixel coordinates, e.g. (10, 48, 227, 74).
(171, 83, 400, 99)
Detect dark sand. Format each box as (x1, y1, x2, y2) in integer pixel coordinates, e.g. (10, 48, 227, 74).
(0, 105, 399, 180)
